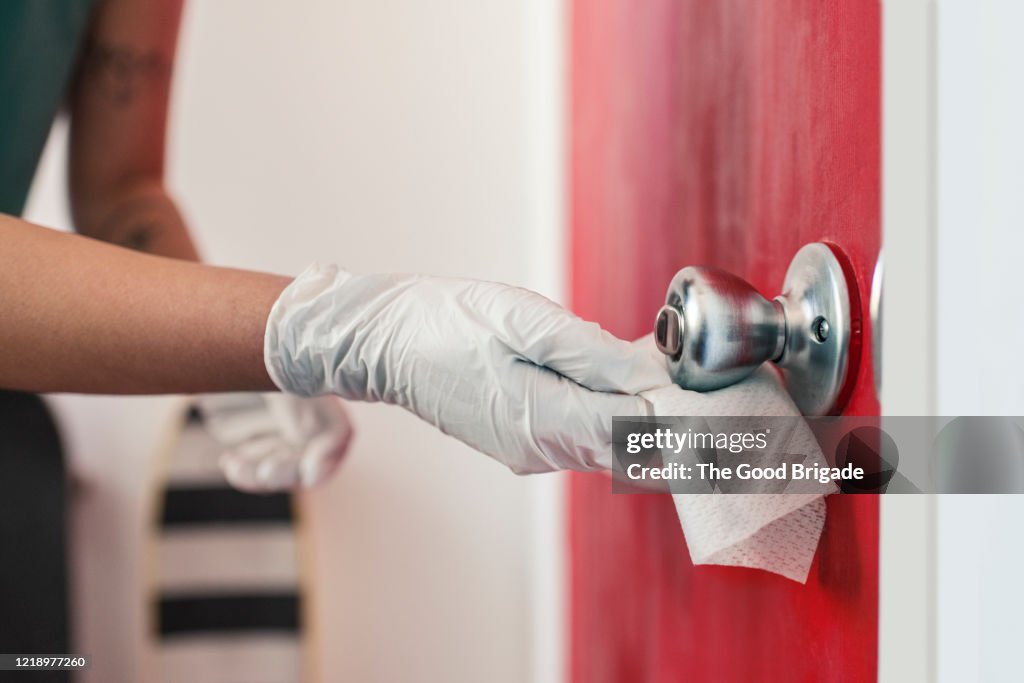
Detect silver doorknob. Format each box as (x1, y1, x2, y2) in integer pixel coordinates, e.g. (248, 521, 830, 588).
(653, 242, 857, 416)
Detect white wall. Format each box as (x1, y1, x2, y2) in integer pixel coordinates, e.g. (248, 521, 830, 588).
(934, 2, 1024, 681)
(24, 1, 566, 681)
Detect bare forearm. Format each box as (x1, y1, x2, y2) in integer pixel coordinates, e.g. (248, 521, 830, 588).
(0, 214, 288, 394)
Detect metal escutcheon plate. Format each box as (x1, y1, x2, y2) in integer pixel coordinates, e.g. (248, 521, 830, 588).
(776, 243, 854, 416)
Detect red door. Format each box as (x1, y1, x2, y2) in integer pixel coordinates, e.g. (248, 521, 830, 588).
(569, 2, 881, 681)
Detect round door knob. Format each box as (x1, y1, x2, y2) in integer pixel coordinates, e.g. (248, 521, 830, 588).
(655, 268, 786, 391)
(654, 242, 857, 416)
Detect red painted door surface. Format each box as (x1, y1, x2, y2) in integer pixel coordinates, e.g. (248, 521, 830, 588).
(569, 2, 881, 682)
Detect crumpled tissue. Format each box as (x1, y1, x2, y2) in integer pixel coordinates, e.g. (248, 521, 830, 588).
(640, 366, 834, 583)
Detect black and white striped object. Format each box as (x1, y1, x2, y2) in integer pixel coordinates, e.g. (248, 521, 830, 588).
(149, 406, 309, 683)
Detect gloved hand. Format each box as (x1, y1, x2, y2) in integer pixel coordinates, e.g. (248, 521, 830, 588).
(198, 392, 353, 492)
(263, 265, 665, 473)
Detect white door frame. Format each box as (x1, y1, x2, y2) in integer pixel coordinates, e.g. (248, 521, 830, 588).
(879, 0, 938, 681)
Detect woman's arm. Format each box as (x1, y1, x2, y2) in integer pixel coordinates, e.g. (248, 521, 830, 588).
(68, 0, 198, 261)
(44, 0, 282, 391)
(0, 0, 658, 478)
(0, 0, 285, 394)
(0, 214, 286, 394)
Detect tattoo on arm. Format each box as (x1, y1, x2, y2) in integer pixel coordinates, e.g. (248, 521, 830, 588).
(120, 220, 157, 252)
(94, 195, 196, 259)
(99, 196, 168, 251)
(77, 40, 170, 107)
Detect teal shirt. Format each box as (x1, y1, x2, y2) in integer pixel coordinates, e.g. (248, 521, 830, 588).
(0, 1, 96, 216)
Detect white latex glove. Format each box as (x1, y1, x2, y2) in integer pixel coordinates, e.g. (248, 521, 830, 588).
(263, 265, 665, 473)
(198, 392, 353, 492)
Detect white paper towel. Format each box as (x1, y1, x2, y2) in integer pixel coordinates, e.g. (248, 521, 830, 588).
(640, 366, 833, 583)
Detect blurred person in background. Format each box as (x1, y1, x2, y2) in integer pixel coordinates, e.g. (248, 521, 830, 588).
(0, 0, 662, 668)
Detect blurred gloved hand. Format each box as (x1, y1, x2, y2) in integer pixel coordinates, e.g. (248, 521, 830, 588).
(263, 265, 665, 473)
(198, 392, 353, 493)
